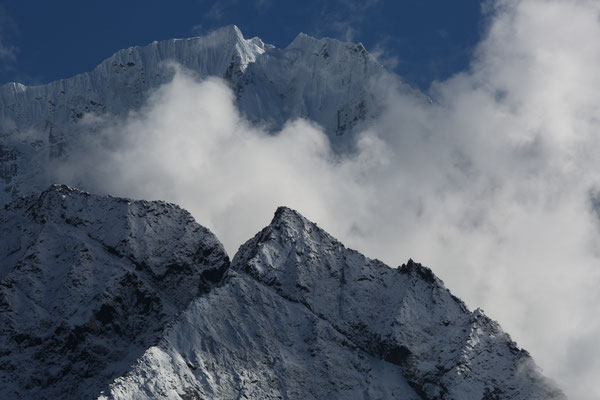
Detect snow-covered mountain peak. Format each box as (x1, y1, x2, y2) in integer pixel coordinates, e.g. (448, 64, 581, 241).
(233, 207, 465, 308)
(229, 206, 565, 399)
(270, 205, 318, 236)
(232, 205, 344, 280)
(286, 31, 326, 51)
(0, 26, 398, 205)
(1, 81, 26, 93)
(192, 24, 266, 70)
(98, 23, 266, 81)
(210, 24, 245, 40)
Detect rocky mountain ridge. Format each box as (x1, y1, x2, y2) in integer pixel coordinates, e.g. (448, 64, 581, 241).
(0, 186, 565, 399)
(0, 185, 229, 399)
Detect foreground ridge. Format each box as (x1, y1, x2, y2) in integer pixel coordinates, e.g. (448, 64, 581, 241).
(0, 185, 229, 399)
(100, 205, 565, 399)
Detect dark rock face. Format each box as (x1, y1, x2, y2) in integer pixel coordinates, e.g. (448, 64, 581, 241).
(0, 185, 229, 399)
(0, 193, 565, 399)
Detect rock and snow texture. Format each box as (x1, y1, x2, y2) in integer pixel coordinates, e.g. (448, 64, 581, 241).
(0, 25, 387, 205)
(100, 206, 564, 400)
(0, 24, 567, 400)
(0, 184, 229, 399)
(99, 272, 421, 400)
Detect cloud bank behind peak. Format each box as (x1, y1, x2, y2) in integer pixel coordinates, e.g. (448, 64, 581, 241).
(51, 1, 600, 398)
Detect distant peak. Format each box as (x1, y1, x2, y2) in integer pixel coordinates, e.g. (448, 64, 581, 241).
(202, 25, 267, 70)
(212, 24, 245, 40)
(286, 32, 322, 49)
(180, 25, 248, 48)
(284, 31, 374, 64)
(287, 31, 362, 48)
(292, 31, 310, 40)
(1, 81, 27, 92)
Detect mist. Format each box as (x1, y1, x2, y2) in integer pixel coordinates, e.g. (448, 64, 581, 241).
(53, 0, 600, 398)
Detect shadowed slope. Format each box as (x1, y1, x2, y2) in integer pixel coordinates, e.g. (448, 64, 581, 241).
(0, 185, 229, 399)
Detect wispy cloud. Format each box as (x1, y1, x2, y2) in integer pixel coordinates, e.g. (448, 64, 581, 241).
(253, 0, 271, 10)
(204, 1, 228, 21)
(369, 42, 400, 70)
(0, 39, 16, 62)
(312, 0, 381, 42)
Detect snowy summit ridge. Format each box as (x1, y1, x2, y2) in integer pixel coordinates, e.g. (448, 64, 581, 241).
(0, 25, 390, 205)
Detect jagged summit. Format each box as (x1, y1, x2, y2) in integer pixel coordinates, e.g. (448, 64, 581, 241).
(399, 257, 442, 284)
(206, 24, 245, 39)
(206, 24, 269, 48)
(287, 31, 371, 59)
(241, 207, 565, 399)
(232, 205, 346, 281)
(286, 31, 342, 50)
(270, 205, 321, 235)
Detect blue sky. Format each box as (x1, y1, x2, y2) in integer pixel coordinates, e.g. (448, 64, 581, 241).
(0, 0, 484, 90)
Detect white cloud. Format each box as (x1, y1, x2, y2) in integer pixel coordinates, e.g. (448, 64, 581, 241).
(317, 0, 380, 42)
(53, 1, 600, 398)
(0, 40, 16, 62)
(369, 44, 400, 70)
